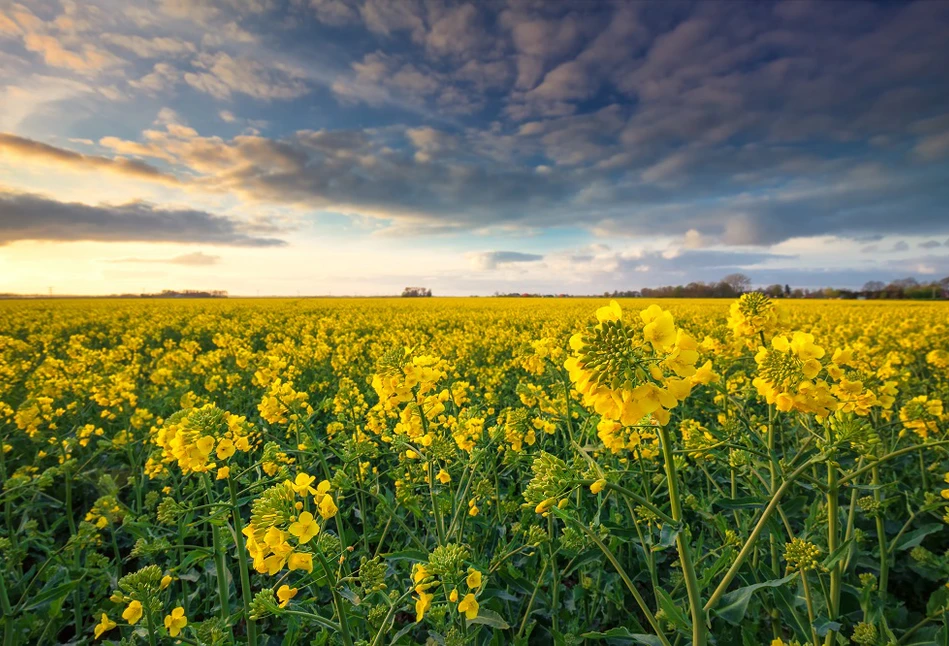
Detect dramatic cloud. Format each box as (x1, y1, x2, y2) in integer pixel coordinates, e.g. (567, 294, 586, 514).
(2, 0, 949, 294)
(84, 122, 949, 246)
(468, 251, 543, 271)
(0, 190, 285, 247)
(0, 133, 178, 184)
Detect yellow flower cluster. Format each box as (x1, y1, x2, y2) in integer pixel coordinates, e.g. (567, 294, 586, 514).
(753, 332, 837, 416)
(565, 301, 712, 426)
(243, 473, 338, 576)
(596, 417, 659, 459)
(150, 404, 254, 476)
(412, 563, 484, 623)
(727, 292, 780, 344)
(900, 395, 945, 440)
(372, 353, 447, 410)
(258, 377, 313, 428)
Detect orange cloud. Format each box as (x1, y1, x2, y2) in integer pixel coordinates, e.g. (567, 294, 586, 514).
(0, 133, 179, 184)
(23, 33, 119, 73)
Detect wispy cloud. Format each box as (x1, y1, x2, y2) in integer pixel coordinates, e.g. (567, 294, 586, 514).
(467, 251, 544, 270)
(0, 133, 178, 184)
(110, 251, 221, 265)
(0, 189, 285, 247)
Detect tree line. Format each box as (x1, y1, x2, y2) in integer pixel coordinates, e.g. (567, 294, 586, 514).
(603, 274, 949, 300)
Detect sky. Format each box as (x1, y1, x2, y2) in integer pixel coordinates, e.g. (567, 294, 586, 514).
(1, 0, 949, 296)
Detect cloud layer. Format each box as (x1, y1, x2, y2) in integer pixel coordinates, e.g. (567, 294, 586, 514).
(0, 0, 948, 292)
(0, 189, 285, 247)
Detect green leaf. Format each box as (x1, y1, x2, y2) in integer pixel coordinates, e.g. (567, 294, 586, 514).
(564, 549, 606, 576)
(713, 573, 797, 625)
(698, 549, 735, 589)
(822, 538, 853, 571)
(20, 577, 84, 612)
(653, 522, 682, 551)
(338, 587, 360, 606)
(467, 608, 511, 630)
(895, 524, 944, 551)
(390, 622, 418, 643)
(928, 586, 949, 616)
(713, 496, 768, 510)
(655, 588, 690, 632)
(813, 617, 841, 637)
(580, 627, 665, 645)
(383, 549, 429, 562)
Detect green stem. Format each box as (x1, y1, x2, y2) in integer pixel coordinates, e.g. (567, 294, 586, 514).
(767, 405, 780, 574)
(839, 440, 949, 485)
(561, 375, 576, 446)
(572, 480, 675, 524)
(0, 561, 13, 646)
(872, 465, 888, 600)
(65, 469, 82, 637)
(547, 514, 560, 635)
(144, 604, 158, 646)
(314, 550, 354, 646)
(227, 476, 258, 646)
(202, 475, 230, 624)
(657, 424, 706, 646)
(0, 442, 17, 553)
(800, 570, 819, 646)
(516, 561, 549, 639)
(64, 469, 77, 536)
(552, 509, 672, 646)
(111, 528, 122, 580)
(416, 402, 445, 546)
(369, 592, 413, 646)
(842, 458, 862, 572)
(824, 451, 840, 646)
(705, 457, 820, 611)
(283, 609, 342, 633)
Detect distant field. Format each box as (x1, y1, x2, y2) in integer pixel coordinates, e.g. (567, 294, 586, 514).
(1, 296, 948, 644)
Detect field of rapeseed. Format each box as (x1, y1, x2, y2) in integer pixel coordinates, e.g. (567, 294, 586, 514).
(1, 296, 948, 646)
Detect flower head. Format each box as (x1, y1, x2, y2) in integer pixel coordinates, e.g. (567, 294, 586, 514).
(457, 593, 479, 620)
(94, 614, 116, 639)
(288, 511, 320, 543)
(291, 473, 317, 496)
(121, 600, 143, 625)
(415, 591, 433, 623)
(277, 584, 298, 608)
(164, 607, 187, 637)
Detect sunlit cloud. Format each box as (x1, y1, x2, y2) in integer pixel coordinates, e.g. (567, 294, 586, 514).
(0, 0, 948, 294)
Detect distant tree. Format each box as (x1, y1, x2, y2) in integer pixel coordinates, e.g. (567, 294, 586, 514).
(765, 284, 784, 298)
(889, 277, 919, 289)
(721, 273, 752, 294)
(784, 284, 791, 296)
(402, 287, 432, 297)
(862, 281, 885, 292)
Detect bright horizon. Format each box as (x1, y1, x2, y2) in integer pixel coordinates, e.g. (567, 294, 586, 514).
(2, 0, 949, 295)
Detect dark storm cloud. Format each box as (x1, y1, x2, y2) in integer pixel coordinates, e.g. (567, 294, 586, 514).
(0, 191, 286, 247)
(6, 0, 949, 250)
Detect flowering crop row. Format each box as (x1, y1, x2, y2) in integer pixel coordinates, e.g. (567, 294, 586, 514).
(0, 296, 947, 645)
